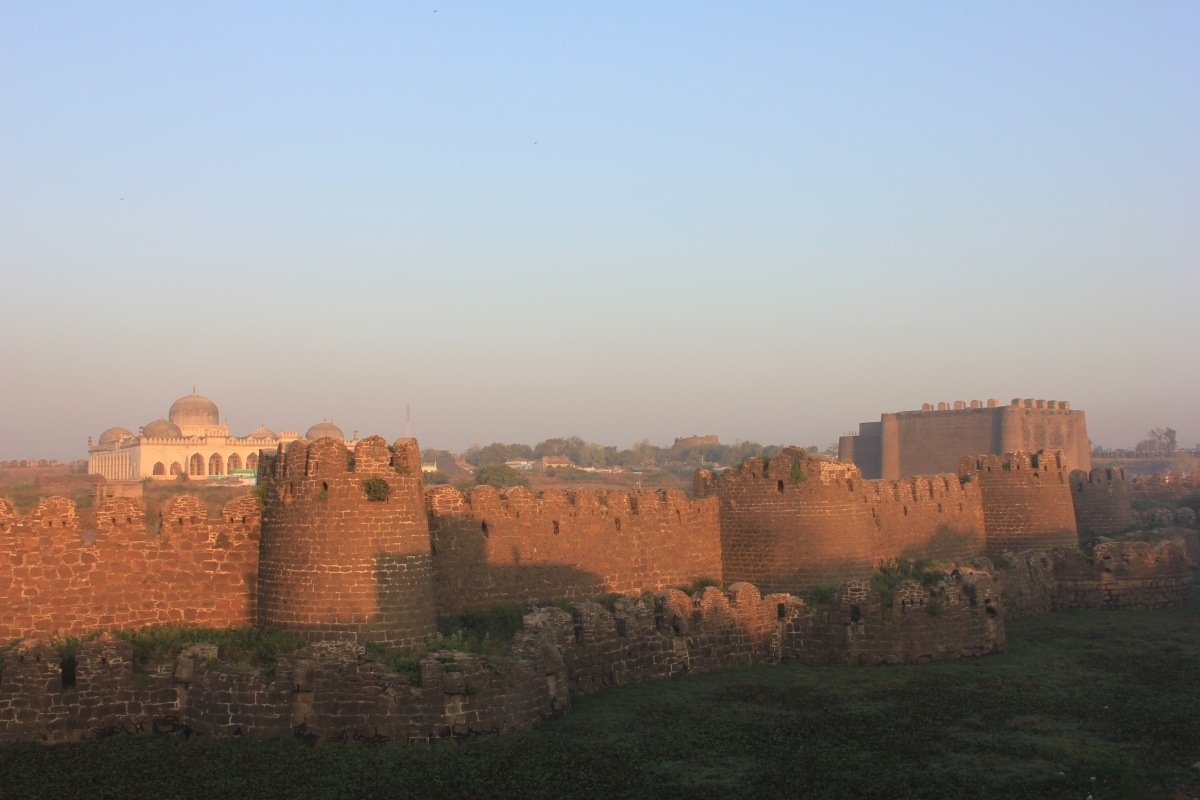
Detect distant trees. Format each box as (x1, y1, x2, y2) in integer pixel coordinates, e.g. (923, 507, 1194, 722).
(463, 443, 535, 467)
(459, 436, 793, 472)
(473, 464, 530, 489)
(1136, 427, 1178, 456)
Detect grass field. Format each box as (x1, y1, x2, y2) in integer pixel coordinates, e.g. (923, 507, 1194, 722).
(1, 594, 1197, 800)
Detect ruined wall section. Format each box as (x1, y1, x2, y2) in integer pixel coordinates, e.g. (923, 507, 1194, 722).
(704, 449, 985, 593)
(782, 574, 1005, 665)
(257, 436, 436, 648)
(1070, 467, 1135, 537)
(0, 494, 260, 641)
(426, 484, 721, 615)
(1052, 538, 1193, 610)
(961, 451, 1078, 555)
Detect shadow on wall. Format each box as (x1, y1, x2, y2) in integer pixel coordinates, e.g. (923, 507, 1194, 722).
(899, 525, 980, 563)
(426, 514, 622, 613)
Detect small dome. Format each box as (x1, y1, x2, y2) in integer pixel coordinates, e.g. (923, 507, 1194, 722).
(248, 425, 278, 439)
(142, 418, 183, 438)
(169, 392, 220, 427)
(305, 420, 344, 441)
(98, 426, 133, 446)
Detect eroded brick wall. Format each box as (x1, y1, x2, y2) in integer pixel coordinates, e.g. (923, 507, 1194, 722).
(427, 485, 722, 615)
(1070, 467, 1135, 537)
(0, 494, 260, 640)
(705, 449, 985, 592)
(961, 451, 1078, 555)
(256, 436, 436, 647)
(782, 573, 1005, 665)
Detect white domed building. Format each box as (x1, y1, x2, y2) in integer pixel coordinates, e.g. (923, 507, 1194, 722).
(87, 392, 351, 483)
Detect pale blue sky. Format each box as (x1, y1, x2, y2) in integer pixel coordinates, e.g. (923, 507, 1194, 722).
(2, 1, 1197, 459)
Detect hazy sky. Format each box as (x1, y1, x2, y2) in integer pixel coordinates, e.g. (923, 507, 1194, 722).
(2, 1, 1197, 460)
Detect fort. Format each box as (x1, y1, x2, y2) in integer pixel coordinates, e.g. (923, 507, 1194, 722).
(0, 429, 1195, 743)
(839, 398, 1091, 479)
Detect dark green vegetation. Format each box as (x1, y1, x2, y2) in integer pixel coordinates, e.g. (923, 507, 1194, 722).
(361, 477, 390, 502)
(2, 594, 1198, 800)
(114, 626, 307, 671)
(470, 464, 530, 490)
(870, 557, 947, 605)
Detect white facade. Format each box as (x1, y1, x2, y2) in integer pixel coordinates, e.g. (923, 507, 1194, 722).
(87, 393, 314, 483)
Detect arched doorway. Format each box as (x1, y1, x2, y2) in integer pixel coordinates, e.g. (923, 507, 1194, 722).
(189, 453, 205, 476)
(228, 453, 242, 471)
(247, 452, 259, 471)
(170, 462, 182, 476)
(209, 453, 224, 476)
(152, 462, 165, 475)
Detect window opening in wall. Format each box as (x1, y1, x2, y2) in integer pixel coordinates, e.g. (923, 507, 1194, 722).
(552, 520, 560, 535)
(614, 517, 622, 532)
(903, 506, 908, 516)
(481, 521, 489, 536)
(60, 652, 77, 690)
(777, 480, 785, 494)
(850, 605, 862, 623)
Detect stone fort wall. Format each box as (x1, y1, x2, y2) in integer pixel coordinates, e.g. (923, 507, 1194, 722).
(1070, 467, 1135, 537)
(426, 484, 722, 614)
(698, 448, 987, 592)
(256, 436, 436, 649)
(962, 451, 1078, 555)
(0, 578, 1005, 744)
(840, 398, 1090, 479)
(0, 493, 259, 641)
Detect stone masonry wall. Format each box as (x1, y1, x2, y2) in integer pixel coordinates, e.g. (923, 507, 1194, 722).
(426, 485, 722, 615)
(1070, 467, 1135, 537)
(781, 572, 1005, 665)
(702, 448, 985, 592)
(0, 494, 259, 640)
(961, 450, 1078, 555)
(257, 436, 437, 648)
(1, 578, 1009, 743)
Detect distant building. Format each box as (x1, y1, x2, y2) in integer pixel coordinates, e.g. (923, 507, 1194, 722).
(671, 434, 719, 451)
(838, 398, 1090, 479)
(504, 460, 535, 471)
(86, 392, 349, 483)
(539, 455, 574, 470)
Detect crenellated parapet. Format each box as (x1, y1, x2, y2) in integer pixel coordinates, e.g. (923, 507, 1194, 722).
(708, 448, 986, 592)
(257, 435, 437, 647)
(1069, 467, 1134, 537)
(0, 494, 260, 640)
(425, 483, 722, 615)
(959, 450, 1078, 554)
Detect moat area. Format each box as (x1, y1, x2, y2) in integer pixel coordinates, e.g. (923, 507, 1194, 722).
(1, 584, 1197, 800)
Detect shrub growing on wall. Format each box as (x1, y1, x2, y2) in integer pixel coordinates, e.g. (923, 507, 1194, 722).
(362, 478, 390, 502)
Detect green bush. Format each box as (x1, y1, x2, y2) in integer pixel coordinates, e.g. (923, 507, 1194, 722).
(675, 577, 721, 595)
(362, 477, 390, 502)
(870, 559, 945, 606)
(363, 642, 422, 684)
(790, 459, 806, 484)
(474, 465, 530, 490)
(115, 626, 306, 671)
(806, 584, 840, 606)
